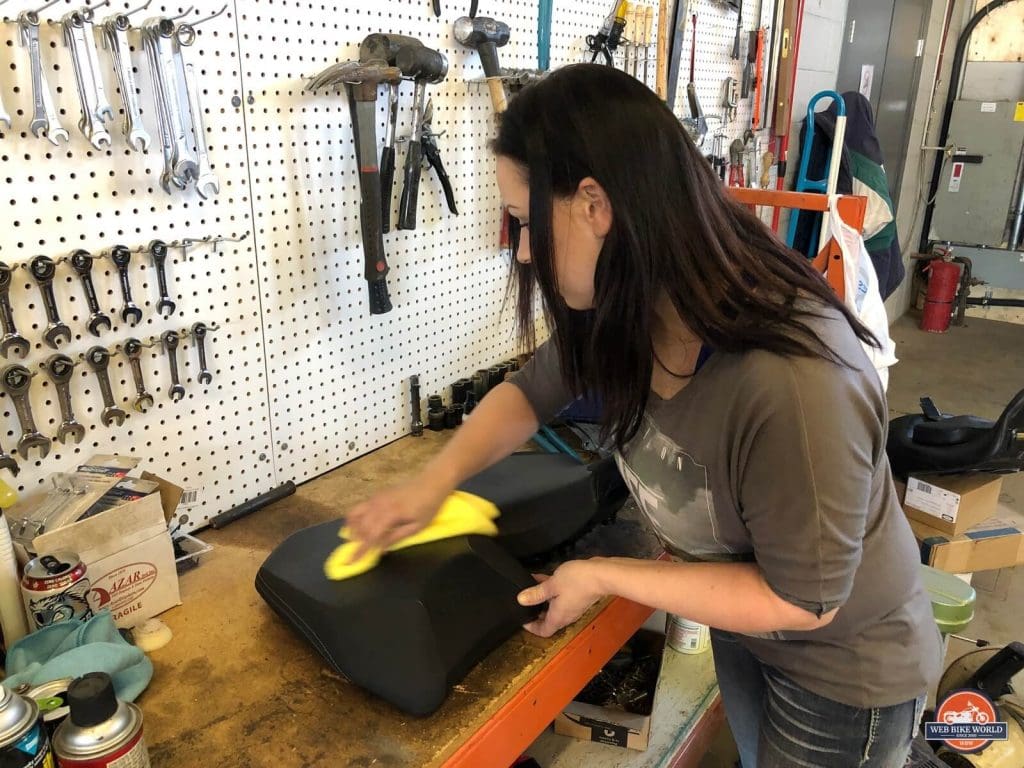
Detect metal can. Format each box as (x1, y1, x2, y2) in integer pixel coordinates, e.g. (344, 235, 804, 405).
(21, 552, 93, 631)
(52, 673, 149, 768)
(0, 685, 56, 768)
(26, 678, 74, 739)
(666, 614, 711, 654)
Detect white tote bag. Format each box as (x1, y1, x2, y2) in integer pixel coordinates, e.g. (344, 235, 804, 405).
(826, 196, 898, 391)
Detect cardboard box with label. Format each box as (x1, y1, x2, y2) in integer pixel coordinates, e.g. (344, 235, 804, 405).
(909, 505, 1024, 574)
(553, 630, 665, 751)
(900, 473, 1003, 536)
(11, 457, 183, 628)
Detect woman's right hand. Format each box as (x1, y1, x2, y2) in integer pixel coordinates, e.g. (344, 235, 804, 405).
(343, 478, 449, 561)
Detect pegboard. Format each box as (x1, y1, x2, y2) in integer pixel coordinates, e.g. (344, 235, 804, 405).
(0, 0, 779, 531)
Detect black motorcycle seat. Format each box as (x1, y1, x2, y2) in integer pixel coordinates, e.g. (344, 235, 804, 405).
(912, 415, 995, 446)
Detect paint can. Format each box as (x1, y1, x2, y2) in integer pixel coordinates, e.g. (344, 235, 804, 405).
(666, 615, 711, 654)
(26, 678, 74, 739)
(52, 673, 150, 768)
(21, 552, 93, 631)
(0, 685, 56, 768)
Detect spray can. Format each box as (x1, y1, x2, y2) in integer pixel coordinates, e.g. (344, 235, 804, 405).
(666, 615, 711, 654)
(21, 552, 93, 631)
(0, 685, 56, 768)
(52, 673, 149, 768)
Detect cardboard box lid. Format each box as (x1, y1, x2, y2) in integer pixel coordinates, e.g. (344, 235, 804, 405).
(909, 504, 1024, 573)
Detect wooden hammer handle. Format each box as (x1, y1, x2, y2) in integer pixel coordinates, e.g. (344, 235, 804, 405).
(656, 0, 668, 100)
(487, 77, 508, 114)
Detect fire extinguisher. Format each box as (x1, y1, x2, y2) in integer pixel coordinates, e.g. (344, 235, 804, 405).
(920, 258, 961, 333)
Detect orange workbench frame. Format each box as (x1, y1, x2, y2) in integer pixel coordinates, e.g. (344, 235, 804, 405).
(445, 189, 867, 768)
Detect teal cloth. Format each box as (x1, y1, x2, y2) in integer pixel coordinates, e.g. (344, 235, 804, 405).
(2, 611, 152, 701)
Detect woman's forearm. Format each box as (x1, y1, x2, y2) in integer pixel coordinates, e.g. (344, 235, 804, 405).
(590, 558, 836, 634)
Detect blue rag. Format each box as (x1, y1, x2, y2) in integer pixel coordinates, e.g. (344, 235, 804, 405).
(2, 611, 153, 701)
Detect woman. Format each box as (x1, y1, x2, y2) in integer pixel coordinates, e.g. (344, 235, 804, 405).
(346, 64, 941, 767)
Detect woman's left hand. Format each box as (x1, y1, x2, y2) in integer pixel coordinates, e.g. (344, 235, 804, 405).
(517, 559, 605, 638)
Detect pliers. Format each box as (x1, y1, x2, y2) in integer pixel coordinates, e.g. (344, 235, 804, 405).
(433, 0, 478, 17)
(421, 99, 458, 216)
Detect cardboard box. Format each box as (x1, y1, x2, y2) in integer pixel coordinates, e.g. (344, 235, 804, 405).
(553, 630, 665, 751)
(909, 505, 1024, 573)
(900, 473, 1003, 536)
(29, 471, 183, 628)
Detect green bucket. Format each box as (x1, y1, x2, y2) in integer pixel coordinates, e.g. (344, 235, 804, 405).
(921, 564, 976, 636)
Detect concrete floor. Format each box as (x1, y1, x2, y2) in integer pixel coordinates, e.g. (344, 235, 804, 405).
(698, 314, 1024, 768)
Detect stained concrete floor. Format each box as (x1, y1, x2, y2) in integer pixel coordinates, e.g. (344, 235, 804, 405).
(698, 314, 1024, 768)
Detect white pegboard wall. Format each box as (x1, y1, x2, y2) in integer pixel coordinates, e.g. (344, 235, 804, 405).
(0, 1, 271, 529)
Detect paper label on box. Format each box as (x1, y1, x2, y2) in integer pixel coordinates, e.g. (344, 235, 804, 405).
(179, 488, 201, 508)
(980, 102, 997, 113)
(906, 477, 961, 523)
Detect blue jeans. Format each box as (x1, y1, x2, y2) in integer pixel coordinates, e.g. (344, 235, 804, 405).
(711, 630, 926, 768)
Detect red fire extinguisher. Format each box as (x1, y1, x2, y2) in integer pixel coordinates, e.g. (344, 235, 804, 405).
(920, 258, 961, 333)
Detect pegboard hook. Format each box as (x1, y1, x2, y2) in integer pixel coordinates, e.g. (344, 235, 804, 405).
(31, 0, 61, 14)
(123, 0, 153, 18)
(169, 6, 194, 21)
(189, 3, 226, 27)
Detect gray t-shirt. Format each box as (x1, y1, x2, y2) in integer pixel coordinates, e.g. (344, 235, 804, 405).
(509, 305, 942, 708)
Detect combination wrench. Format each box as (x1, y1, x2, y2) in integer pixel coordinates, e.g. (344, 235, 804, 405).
(123, 337, 154, 412)
(191, 322, 213, 385)
(85, 346, 127, 427)
(111, 245, 143, 326)
(142, 19, 198, 186)
(2, 364, 51, 460)
(70, 250, 112, 336)
(102, 12, 151, 152)
(43, 354, 86, 446)
(29, 256, 73, 349)
(183, 62, 219, 198)
(0, 263, 30, 360)
(161, 330, 185, 402)
(148, 240, 176, 316)
(19, 11, 69, 146)
(0, 438, 19, 477)
(62, 10, 113, 149)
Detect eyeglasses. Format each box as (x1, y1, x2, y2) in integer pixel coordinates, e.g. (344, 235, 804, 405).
(506, 212, 529, 260)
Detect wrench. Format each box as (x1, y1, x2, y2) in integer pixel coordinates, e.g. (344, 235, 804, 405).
(161, 330, 185, 402)
(78, 8, 115, 123)
(0, 264, 31, 360)
(29, 256, 72, 350)
(102, 13, 151, 152)
(19, 11, 69, 146)
(43, 354, 86, 446)
(148, 240, 176, 316)
(0, 438, 19, 477)
(191, 322, 213, 385)
(111, 245, 143, 326)
(62, 11, 111, 150)
(123, 338, 154, 413)
(144, 19, 198, 183)
(2, 364, 51, 460)
(70, 250, 112, 336)
(85, 346, 126, 427)
(183, 62, 219, 199)
(141, 20, 185, 191)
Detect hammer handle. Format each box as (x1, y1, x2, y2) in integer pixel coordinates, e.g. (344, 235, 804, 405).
(398, 140, 423, 231)
(487, 77, 508, 114)
(380, 145, 396, 233)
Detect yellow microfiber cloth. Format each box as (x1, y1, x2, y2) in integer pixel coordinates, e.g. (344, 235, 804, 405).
(324, 490, 500, 581)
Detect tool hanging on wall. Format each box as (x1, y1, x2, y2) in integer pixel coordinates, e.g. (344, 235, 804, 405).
(722, 76, 738, 126)
(665, 0, 690, 110)
(538, 0, 554, 71)
(61, 8, 115, 150)
(454, 16, 511, 114)
(420, 100, 458, 216)
(641, 5, 654, 85)
(19, 9, 68, 145)
(655, 0, 668, 99)
(101, 11, 151, 152)
(728, 139, 745, 187)
(307, 59, 401, 315)
(731, 0, 743, 60)
(433, 0, 478, 17)
(396, 45, 448, 231)
(360, 33, 424, 234)
(686, 13, 707, 144)
(750, 28, 765, 128)
(587, 0, 629, 67)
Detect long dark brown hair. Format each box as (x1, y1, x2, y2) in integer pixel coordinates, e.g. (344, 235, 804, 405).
(493, 64, 877, 451)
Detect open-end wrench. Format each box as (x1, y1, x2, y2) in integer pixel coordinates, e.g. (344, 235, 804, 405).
(0, 438, 19, 477)
(123, 338, 154, 413)
(102, 13, 151, 152)
(2, 365, 51, 460)
(70, 250, 112, 336)
(0, 80, 10, 130)
(161, 330, 185, 402)
(43, 354, 86, 446)
(0, 264, 30, 360)
(29, 256, 72, 350)
(145, 19, 198, 183)
(78, 7, 115, 123)
(111, 245, 143, 326)
(62, 11, 111, 150)
(148, 240, 176, 316)
(140, 20, 184, 191)
(85, 346, 126, 427)
(191, 322, 212, 385)
(183, 62, 219, 199)
(19, 11, 69, 146)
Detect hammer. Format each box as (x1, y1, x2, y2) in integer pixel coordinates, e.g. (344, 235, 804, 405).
(453, 16, 511, 114)
(360, 33, 423, 232)
(396, 45, 448, 231)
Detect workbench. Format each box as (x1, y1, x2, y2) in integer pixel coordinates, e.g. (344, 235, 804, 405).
(141, 434, 723, 767)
